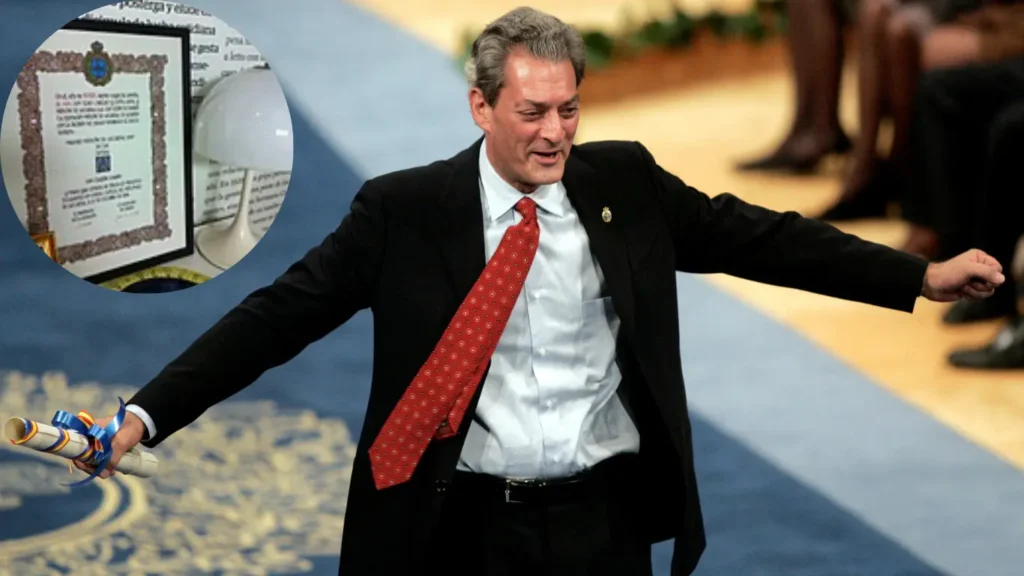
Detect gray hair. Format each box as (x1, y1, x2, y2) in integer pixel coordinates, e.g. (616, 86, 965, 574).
(465, 7, 587, 107)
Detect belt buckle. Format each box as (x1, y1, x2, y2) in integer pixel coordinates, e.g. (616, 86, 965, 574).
(504, 479, 535, 504)
(504, 479, 517, 504)
(504, 478, 545, 504)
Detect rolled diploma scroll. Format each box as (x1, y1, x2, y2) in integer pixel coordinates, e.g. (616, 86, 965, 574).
(4, 416, 159, 478)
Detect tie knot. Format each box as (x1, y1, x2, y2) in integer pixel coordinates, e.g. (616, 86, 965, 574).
(515, 197, 537, 221)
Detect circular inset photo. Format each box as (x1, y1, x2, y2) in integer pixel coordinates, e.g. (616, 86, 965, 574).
(0, 2, 293, 292)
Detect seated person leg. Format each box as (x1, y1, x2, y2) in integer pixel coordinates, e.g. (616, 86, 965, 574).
(899, 57, 1024, 265)
(948, 100, 1024, 369)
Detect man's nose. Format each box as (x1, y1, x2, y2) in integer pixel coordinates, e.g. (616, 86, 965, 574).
(539, 112, 564, 142)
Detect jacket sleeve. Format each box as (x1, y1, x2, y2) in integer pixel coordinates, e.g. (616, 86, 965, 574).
(128, 181, 388, 447)
(634, 141, 928, 313)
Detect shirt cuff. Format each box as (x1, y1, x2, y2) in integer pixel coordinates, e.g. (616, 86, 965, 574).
(125, 404, 157, 441)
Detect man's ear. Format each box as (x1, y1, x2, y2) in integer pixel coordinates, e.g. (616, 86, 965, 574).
(468, 87, 492, 132)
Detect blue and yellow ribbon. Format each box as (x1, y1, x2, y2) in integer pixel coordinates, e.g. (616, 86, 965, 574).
(48, 397, 128, 487)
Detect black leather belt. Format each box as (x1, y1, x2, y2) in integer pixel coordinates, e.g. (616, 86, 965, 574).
(449, 470, 592, 504)
(445, 455, 634, 505)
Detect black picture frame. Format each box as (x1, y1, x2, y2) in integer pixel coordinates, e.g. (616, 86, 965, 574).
(17, 17, 194, 285)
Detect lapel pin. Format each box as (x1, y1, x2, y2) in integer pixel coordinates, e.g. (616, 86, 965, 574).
(601, 206, 612, 223)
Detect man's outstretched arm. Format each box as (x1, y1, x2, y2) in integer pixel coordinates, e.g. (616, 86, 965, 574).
(635, 142, 930, 313)
(126, 182, 388, 447)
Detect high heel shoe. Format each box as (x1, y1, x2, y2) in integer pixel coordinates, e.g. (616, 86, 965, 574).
(817, 173, 894, 222)
(832, 131, 852, 154)
(735, 131, 853, 174)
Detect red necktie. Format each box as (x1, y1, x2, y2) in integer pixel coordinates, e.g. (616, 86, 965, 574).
(368, 197, 540, 489)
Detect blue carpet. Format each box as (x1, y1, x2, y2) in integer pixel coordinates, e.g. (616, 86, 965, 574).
(1, 1, 1022, 575)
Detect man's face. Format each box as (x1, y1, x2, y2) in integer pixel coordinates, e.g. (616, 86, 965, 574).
(470, 48, 580, 193)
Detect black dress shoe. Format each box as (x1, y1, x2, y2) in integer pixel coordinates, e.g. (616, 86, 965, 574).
(943, 295, 1019, 325)
(948, 316, 1024, 369)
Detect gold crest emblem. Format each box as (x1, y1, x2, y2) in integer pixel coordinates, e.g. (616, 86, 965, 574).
(83, 41, 114, 87)
(601, 206, 612, 223)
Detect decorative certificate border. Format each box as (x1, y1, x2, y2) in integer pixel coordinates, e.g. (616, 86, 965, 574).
(11, 17, 194, 285)
(17, 50, 171, 265)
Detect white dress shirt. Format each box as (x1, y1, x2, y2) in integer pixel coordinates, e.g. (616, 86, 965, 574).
(455, 140, 639, 479)
(127, 139, 640, 480)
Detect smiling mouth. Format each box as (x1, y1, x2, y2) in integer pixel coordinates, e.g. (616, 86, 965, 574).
(532, 151, 559, 159)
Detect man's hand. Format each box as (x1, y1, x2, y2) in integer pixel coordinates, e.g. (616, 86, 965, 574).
(921, 249, 1005, 302)
(72, 411, 146, 479)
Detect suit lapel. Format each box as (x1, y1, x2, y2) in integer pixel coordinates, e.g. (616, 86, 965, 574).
(434, 137, 487, 300)
(562, 150, 637, 339)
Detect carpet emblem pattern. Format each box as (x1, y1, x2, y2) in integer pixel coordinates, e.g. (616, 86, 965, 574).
(0, 370, 354, 574)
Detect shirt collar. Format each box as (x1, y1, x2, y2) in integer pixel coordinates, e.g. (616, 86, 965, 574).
(479, 138, 566, 221)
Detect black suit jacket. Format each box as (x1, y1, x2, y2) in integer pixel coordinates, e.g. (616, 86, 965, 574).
(129, 137, 928, 575)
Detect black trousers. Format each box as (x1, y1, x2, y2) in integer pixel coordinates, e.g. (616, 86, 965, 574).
(424, 454, 653, 575)
(975, 101, 1024, 306)
(901, 57, 1024, 262)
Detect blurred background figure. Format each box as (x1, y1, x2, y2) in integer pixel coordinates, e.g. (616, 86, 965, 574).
(734, 0, 1024, 369)
(736, 0, 1024, 219)
(824, 0, 1024, 221)
(947, 98, 1024, 368)
(735, 0, 852, 173)
(899, 55, 1024, 366)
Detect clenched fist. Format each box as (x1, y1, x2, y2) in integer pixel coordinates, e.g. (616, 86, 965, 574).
(921, 249, 1005, 302)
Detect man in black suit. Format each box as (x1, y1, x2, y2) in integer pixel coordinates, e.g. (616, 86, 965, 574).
(80, 7, 1005, 575)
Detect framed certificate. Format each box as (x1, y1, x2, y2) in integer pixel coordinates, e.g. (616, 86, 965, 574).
(9, 18, 193, 284)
